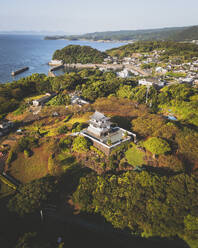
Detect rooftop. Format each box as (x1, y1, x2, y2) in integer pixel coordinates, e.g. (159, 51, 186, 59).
(91, 111, 109, 121)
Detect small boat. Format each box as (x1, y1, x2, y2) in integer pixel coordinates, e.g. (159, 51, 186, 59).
(11, 67, 29, 76)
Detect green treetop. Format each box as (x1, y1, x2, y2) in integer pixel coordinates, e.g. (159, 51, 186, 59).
(143, 137, 171, 156)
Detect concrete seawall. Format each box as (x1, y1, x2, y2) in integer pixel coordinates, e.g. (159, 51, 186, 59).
(64, 63, 124, 70)
(48, 62, 149, 77)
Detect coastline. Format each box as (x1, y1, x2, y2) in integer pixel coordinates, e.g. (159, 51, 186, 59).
(44, 37, 132, 44)
(0, 35, 126, 84)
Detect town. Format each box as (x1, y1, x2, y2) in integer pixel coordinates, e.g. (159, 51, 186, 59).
(0, 41, 198, 248)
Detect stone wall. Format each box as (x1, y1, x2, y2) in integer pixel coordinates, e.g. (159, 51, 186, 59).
(93, 140, 110, 156)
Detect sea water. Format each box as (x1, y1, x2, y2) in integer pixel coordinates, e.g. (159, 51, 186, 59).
(0, 34, 126, 83)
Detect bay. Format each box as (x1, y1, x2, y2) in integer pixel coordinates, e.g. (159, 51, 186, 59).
(0, 34, 126, 84)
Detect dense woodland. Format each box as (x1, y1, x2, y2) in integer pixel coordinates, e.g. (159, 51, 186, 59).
(73, 171, 198, 246)
(107, 41, 198, 61)
(52, 45, 107, 64)
(0, 43, 198, 247)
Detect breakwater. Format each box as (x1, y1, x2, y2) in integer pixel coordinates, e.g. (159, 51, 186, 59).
(48, 64, 64, 77)
(11, 67, 29, 76)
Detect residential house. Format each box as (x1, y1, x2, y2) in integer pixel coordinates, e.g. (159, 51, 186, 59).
(70, 95, 89, 107)
(179, 77, 194, 84)
(155, 67, 167, 74)
(139, 78, 165, 88)
(32, 93, 57, 107)
(117, 69, 130, 78)
(0, 120, 14, 135)
(138, 79, 154, 86)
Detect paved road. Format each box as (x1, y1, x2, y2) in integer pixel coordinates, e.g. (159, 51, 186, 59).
(125, 64, 150, 76)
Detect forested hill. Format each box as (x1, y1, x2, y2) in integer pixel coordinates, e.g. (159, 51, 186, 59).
(106, 41, 198, 60)
(52, 45, 107, 64)
(45, 25, 198, 42)
(169, 25, 198, 41)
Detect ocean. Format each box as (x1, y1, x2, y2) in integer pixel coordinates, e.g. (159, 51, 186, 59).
(0, 34, 126, 84)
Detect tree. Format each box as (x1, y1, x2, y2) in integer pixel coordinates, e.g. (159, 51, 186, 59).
(72, 171, 198, 245)
(24, 149, 31, 158)
(132, 114, 166, 137)
(143, 137, 171, 157)
(15, 232, 53, 248)
(58, 125, 68, 134)
(72, 136, 90, 153)
(7, 177, 56, 216)
(116, 85, 133, 99)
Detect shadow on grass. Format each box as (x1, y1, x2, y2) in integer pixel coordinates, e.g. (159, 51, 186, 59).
(58, 164, 94, 196)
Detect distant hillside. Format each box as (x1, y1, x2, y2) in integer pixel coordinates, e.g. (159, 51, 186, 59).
(52, 45, 107, 64)
(45, 25, 198, 42)
(67, 27, 184, 41)
(106, 41, 198, 61)
(169, 25, 198, 41)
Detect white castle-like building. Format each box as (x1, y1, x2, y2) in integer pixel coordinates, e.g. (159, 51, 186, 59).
(87, 111, 112, 137)
(81, 111, 136, 155)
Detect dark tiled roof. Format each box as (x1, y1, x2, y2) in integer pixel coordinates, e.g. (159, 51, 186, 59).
(91, 111, 109, 121)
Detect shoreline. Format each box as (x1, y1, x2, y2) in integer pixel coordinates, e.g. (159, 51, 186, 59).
(44, 37, 132, 44)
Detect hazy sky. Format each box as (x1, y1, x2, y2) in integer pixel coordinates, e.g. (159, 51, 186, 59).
(1, 0, 198, 34)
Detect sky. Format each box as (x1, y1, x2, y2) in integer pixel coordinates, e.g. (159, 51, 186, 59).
(0, 0, 198, 34)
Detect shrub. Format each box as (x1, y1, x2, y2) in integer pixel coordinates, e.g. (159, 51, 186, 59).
(63, 114, 73, 122)
(17, 136, 38, 152)
(72, 136, 90, 153)
(143, 137, 171, 156)
(158, 154, 184, 172)
(71, 122, 85, 133)
(24, 149, 31, 158)
(90, 146, 104, 157)
(58, 125, 68, 134)
(6, 149, 16, 165)
(48, 154, 58, 176)
(59, 136, 73, 150)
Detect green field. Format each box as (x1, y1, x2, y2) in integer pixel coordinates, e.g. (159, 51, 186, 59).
(125, 145, 145, 166)
(9, 146, 49, 183)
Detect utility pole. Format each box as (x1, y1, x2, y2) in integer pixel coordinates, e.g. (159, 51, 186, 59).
(40, 209, 43, 222)
(146, 86, 150, 104)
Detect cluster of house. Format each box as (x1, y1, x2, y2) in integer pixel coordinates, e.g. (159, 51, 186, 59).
(138, 78, 166, 88)
(103, 56, 119, 65)
(102, 50, 198, 86)
(81, 111, 136, 156)
(32, 92, 89, 108)
(117, 68, 139, 78)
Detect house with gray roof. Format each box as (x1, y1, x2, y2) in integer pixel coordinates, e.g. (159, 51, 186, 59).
(32, 93, 57, 107)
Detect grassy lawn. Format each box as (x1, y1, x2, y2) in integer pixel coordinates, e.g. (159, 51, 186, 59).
(66, 112, 92, 125)
(125, 145, 145, 166)
(159, 103, 198, 127)
(24, 94, 47, 102)
(9, 146, 49, 183)
(57, 152, 77, 172)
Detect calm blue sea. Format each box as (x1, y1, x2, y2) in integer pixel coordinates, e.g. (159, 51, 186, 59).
(0, 34, 126, 84)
